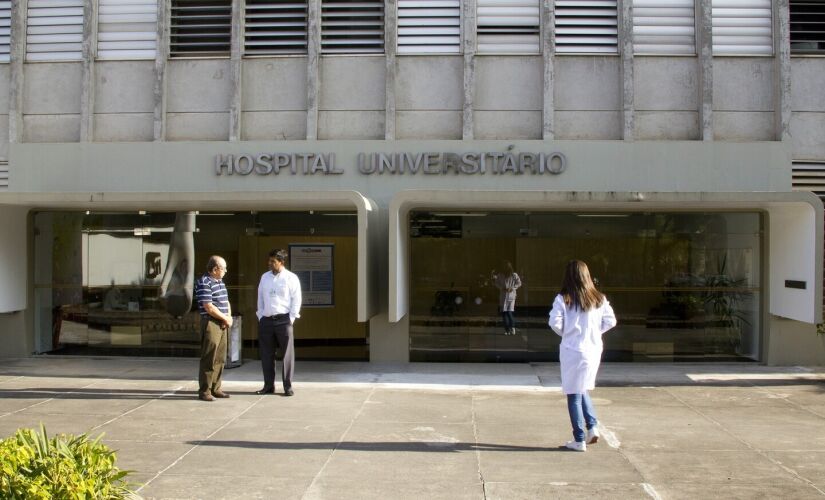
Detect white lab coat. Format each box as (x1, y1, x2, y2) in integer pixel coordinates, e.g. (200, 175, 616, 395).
(548, 294, 617, 394)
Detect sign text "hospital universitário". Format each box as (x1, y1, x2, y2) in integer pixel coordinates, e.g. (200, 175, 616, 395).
(215, 152, 567, 176)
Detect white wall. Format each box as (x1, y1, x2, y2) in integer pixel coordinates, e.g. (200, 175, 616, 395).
(0, 206, 27, 312)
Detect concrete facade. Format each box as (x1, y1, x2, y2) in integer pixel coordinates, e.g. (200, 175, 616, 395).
(1, 0, 824, 365)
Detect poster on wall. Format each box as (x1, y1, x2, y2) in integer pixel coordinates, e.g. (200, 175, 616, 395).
(289, 244, 334, 307)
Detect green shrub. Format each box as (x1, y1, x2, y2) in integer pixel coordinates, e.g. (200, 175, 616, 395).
(0, 424, 136, 499)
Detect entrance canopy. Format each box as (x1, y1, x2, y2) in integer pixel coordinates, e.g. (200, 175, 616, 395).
(0, 191, 379, 322)
(389, 191, 823, 325)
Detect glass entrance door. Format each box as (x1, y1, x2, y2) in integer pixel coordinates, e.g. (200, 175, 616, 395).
(409, 211, 763, 362)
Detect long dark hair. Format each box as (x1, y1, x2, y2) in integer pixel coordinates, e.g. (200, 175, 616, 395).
(560, 260, 604, 311)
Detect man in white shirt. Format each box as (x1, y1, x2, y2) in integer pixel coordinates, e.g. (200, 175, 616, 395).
(256, 249, 302, 396)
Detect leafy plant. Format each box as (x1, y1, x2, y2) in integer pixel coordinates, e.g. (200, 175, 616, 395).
(0, 424, 136, 499)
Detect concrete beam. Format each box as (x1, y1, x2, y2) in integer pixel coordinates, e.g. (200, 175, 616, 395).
(80, 0, 97, 142)
(619, 0, 634, 140)
(8, 0, 25, 145)
(306, 0, 321, 140)
(462, 0, 477, 140)
(542, 0, 555, 140)
(384, 0, 397, 140)
(698, 0, 713, 141)
(774, 0, 791, 142)
(153, 0, 170, 141)
(229, 0, 244, 141)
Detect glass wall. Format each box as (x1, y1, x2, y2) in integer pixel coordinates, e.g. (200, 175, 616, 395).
(34, 211, 366, 360)
(409, 211, 763, 362)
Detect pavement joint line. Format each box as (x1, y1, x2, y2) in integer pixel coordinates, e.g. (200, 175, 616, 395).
(747, 380, 825, 420)
(88, 382, 189, 434)
(0, 377, 104, 419)
(301, 386, 377, 500)
(641, 482, 663, 500)
(135, 391, 268, 494)
(470, 393, 488, 500)
(661, 386, 825, 497)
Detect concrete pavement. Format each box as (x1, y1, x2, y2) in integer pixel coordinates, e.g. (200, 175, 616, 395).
(1, 357, 824, 499)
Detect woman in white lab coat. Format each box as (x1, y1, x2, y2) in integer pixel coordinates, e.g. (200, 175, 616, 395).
(548, 260, 617, 452)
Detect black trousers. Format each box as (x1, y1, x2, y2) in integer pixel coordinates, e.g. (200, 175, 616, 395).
(258, 315, 294, 390)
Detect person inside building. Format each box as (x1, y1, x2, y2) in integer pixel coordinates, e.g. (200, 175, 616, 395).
(194, 255, 232, 402)
(256, 249, 302, 396)
(493, 261, 521, 335)
(548, 260, 617, 452)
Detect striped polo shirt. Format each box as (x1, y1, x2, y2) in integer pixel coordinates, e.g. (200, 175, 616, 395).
(195, 273, 229, 317)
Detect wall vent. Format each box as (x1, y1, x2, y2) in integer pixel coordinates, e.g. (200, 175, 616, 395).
(555, 0, 618, 53)
(793, 162, 825, 200)
(98, 0, 158, 60)
(244, 0, 308, 55)
(26, 0, 85, 61)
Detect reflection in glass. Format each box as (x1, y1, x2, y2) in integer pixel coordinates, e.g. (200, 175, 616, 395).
(33, 211, 366, 360)
(409, 212, 762, 362)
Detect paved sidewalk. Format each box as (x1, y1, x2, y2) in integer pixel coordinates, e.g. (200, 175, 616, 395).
(1, 357, 824, 499)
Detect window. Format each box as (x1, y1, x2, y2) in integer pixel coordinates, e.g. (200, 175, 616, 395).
(790, 0, 825, 53)
(97, 0, 158, 60)
(711, 0, 772, 55)
(0, 1, 9, 62)
(633, 0, 695, 54)
(170, 0, 231, 57)
(245, 0, 308, 55)
(398, 0, 460, 54)
(26, 0, 84, 61)
(321, 0, 384, 54)
(477, 0, 540, 53)
(555, 0, 618, 53)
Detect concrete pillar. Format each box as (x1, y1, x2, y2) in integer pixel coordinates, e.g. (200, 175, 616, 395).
(698, 0, 713, 141)
(774, 0, 791, 142)
(306, 0, 322, 140)
(80, 0, 98, 142)
(8, 0, 25, 144)
(153, 0, 170, 141)
(542, 0, 555, 140)
(229, 0, 244, 141)
(462, 0, 477, 140)
(384, 0, 397, 140)
(619, 0, 634, 141)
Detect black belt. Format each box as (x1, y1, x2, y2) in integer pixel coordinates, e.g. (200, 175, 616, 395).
(267, 313, 289, 319)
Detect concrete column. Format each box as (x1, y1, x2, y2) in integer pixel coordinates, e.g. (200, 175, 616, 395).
(153, 0, 170, 141)
(542, 0, 555, 139)
(229, 0, 244, 141)
(698, 0, 713, 141)
(619, 0, 634, 140)
(774, 0, 791, 142)
(306, 0, 322, 140)
(8, 0, 26, 144)
(384, 0, 397, 140)
(462, 0, 477, 140)
(80, 0, 98, 142)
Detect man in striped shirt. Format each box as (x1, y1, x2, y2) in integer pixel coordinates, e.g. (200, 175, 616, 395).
(194, 255, 232, 402)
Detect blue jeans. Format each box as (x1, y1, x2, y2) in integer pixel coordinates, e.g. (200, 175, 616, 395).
(502, 311, 515, 331)
(567, 392, 598, 443)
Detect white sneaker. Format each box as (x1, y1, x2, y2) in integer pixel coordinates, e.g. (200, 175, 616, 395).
(565, 440, 586, 452)
(586, 426, 600, 445)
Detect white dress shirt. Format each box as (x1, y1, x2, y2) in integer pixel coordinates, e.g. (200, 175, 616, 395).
(256, 269, 302, 324)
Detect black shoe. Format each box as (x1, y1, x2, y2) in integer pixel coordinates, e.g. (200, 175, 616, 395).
(256, 387, 275, 395)
(284, 388, 294, 397)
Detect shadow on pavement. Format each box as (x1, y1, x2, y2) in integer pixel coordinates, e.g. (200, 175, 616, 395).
(189, 440, 572, 453)
(0, 388, 195, 400)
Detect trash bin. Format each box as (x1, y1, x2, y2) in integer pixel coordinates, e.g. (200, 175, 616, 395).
(226, 315, 242, 368)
